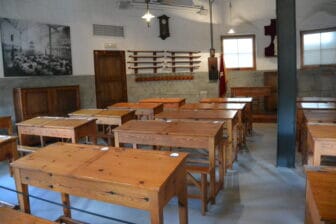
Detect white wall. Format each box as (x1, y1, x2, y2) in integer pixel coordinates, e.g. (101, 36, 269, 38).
(0, 0, 335, 76)
(218, 0, 336, 70)
(0, 0, 223, 77)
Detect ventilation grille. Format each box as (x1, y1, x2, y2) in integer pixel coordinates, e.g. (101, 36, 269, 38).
(93, 24, 124, 37)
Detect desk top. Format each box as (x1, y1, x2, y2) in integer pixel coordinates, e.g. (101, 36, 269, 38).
(200, 97, 253, 103)
(297, 102, 336, 110)
(17, 116, 95, 129)
(114, 120, 222, 137)
(69, 109, 134, 118)
(180, 103, 245, 111)
(308, 124, 336, 141)
(0, 207, 55, 224)
(155, 109, 237, 121)
(139, 98, 186, 104)
(297, 97, 336, 103)
(303, 110, 336, 123)
(11, 142, 188, 191)
(305, 167, 336, 221)
(0, 135, 17, 144)
(109, 102, 163, 110)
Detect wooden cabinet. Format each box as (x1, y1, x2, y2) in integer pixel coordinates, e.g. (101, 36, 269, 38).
(13, 86, 80, 122)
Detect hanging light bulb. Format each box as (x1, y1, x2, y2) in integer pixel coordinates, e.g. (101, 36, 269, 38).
(142, 0, 155, 27)
(228, 1, 235, 34)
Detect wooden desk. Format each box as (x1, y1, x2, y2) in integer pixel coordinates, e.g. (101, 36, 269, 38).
(180, 103, 245, 149)
(0, 116, 13, 135)
(155, 109, 239, 168)
(69, 109, 135, 145)
(113, 120, 223, 202)
(305, 167, 336, 224)
(297, 97, 336, 103)
(296, 103, 336, 150)
(200, 97, 253, 134)
(139, 98, 186, 109)
(0, 135, 18, 175)
(300, 110, 336, 162)
(0, 207, 56, 224)
(230, 86, 272, 113)
(16, 117, 97, 147)
(307, 124, 336, 166)
(12, 143, 188, 224)
(108, 102, 163, 120)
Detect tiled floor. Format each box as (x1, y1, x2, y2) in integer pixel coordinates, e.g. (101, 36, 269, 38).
(0, 123, 306, 224)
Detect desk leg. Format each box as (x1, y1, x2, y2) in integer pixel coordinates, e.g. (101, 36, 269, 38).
(218, 140, 224, 188)
(13, 169, 30, 213)
(9, 141, 19, 176)
(208, 138, 216, 204)
(237, 111, 244, 147)
(177, 175, 188, 224)
(114, 134, 120, 147)
(150, 194, 163, 224)
(227, 121, 233, 169)
(247, 103, 252, 135)
(71, 135, 77, 144)
(61, 193, 71, 218)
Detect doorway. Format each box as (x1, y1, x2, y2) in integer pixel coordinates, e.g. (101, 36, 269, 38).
(94, 50, 128, 108)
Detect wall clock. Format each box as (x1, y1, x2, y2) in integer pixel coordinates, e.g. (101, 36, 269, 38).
(158, 15, 170, 40)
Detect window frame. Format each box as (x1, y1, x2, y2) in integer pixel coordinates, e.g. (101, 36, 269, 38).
(300, 27, 336, 69)
(220, 34, 256, 71)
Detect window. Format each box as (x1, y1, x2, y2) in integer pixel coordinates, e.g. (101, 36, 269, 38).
(301, 28, 336, 68)
(221, 35, 256, 70)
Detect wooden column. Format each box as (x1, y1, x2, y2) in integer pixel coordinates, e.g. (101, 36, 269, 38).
(276, 0, 297, 167)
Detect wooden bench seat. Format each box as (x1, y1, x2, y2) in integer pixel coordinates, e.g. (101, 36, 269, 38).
(186, 165, 214, 216)
(17, 144, 40, 153)
(0, 206, 56, 223)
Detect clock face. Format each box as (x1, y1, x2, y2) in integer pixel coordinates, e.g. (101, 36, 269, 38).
(161, 19, 167, 24)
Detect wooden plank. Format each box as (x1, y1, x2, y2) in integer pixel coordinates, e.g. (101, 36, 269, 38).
(0, 207, 55, 224)
(305, 167, 336, 223)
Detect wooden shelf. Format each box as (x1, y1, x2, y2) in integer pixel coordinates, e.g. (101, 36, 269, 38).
(166, 60, 201, 64)
(128, 50, 164, 53)
(129, 55, 164, 59)
(128, 61, 164, 64)
(166, 50, 201, 73)
(165, 65, 200, 69)
(127, 49, 201, 75)
(167, 51, 201, 54)
(166, 56, 201, 59)
(128, 66, 163, 69)
(127, 50, 164, 74)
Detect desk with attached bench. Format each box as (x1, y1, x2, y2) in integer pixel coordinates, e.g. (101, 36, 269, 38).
(12, 142, 188, 224)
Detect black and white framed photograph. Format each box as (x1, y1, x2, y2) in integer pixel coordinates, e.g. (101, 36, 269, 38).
(0, 18, 72, 76)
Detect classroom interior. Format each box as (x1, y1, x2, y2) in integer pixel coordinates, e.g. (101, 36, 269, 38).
(0, 0, 335, 223)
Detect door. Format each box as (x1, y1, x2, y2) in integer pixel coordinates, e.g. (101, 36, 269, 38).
(94, 50, 128, 108)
